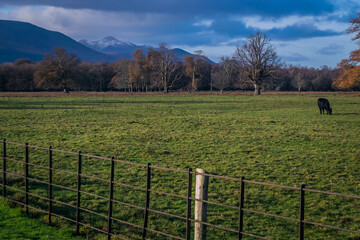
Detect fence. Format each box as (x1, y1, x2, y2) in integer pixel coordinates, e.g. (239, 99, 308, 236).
(1, 139, 359, 240)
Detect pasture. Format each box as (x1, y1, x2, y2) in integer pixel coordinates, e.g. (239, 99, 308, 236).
(0, 199, 82, 239)
(0, 92, 359, 239)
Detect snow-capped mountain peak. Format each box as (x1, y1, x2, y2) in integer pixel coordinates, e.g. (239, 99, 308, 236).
(78, 36, 208, 62)
(79, 36, 137, 52)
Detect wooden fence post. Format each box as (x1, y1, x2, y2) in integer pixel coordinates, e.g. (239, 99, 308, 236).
(194, 168, 209, 240)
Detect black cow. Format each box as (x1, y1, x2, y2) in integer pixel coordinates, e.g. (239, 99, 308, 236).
(317, 98, 332, 115)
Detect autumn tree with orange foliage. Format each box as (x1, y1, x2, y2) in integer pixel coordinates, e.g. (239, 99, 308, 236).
(333, 13, 360, 90)
(34, 48, 80, 91)
(128, 49, 149, 92)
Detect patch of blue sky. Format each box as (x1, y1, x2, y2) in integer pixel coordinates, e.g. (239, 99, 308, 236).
(0, 6, 16, 14)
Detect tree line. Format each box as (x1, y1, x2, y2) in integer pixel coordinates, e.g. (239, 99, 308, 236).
(0, 46, 341, 94)
(1, 23, 359, 93)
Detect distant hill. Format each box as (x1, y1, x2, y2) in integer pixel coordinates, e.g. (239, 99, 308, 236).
(0, 20, 115, 63)
(172, 48, 198, 61)
(80, 36, 214, 63)
(0, 20, 213, 64)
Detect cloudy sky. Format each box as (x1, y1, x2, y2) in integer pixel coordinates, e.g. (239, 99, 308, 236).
(1, 0, 360, 67)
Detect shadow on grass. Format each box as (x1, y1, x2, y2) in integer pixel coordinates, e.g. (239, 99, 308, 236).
(0, 99, 241, 110)
(333, 113, 360, 115)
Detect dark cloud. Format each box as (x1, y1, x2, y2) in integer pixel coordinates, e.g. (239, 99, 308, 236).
(317, 43, 344, 55)
(0, 0, 350, 45)
(196, 17, 344, 44)
(211, 17, 252, 38)
(0, 0, 356, 67)
(141, 17, 344, 47)
(282, 53, 309, 62)
(266, 23, 342, 41)
(0, 0, 335, 17)
(129, 19, 217, 46)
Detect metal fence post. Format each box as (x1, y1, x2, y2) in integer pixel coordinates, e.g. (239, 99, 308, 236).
(48, 146, 53, 225)
(299, 184, 305, 240)
(186, 168, 193, 240)
(76, 151, 82, 235)
(3, 139, 6, 198)
(25, 143, 29, 214)
(142, 163, 151, 240)
(238, 177, 245, 240)
(107, 157, 115, 240)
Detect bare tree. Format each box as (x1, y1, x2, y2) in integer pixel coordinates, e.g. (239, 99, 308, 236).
(291, 72, 308, 92)
(290, 66, 317, 92)
(109, 59, 131, 91)
(155, 43, 182, 93)
(146, 48, 162, 91)
(3, 59, 36, 91)
(312, 66, 338, 91)
(211, 64, 228, 94)
(211, 57, 238, 93)
(183, 50, 209, 91)
(221, 56, 238, 89)
(78, 61, 96, 91)
(234, 32, 281, 95)
(90, 62, 113, 92)
(129, 49, 148, 92)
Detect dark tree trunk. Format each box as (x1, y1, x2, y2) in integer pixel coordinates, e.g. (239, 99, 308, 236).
(192, 72, 197, 92)
(254, 83, 260, 95)
(163, 87, 169, 93)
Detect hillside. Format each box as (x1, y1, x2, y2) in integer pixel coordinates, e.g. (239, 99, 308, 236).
(0, 20, 213, 64)
(0, 20, 115, 63)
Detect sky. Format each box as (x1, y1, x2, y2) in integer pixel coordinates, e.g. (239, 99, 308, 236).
(0, 0, 360, 67)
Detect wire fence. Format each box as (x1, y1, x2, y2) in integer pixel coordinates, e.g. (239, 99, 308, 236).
(0, 139, 359, 239)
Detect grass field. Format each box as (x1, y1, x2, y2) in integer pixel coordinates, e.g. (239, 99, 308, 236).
(0, 92, 359, 239)
(0, 199, 81, 239)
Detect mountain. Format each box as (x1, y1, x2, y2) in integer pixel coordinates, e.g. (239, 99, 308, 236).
(79, 36, 148, 53)
(80, 36, 214, 63)
(79, 36, 150, 59)
(0, 20, 115, 63)
(0, 20, 213, 64)
(172, 48, 197, 61)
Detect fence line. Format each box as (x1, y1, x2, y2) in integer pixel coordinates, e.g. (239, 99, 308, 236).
(0, 139, 359, 239)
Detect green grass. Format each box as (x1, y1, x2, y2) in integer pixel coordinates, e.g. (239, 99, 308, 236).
(0, 93, 359, 239)
(0, 199, 82, 239)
